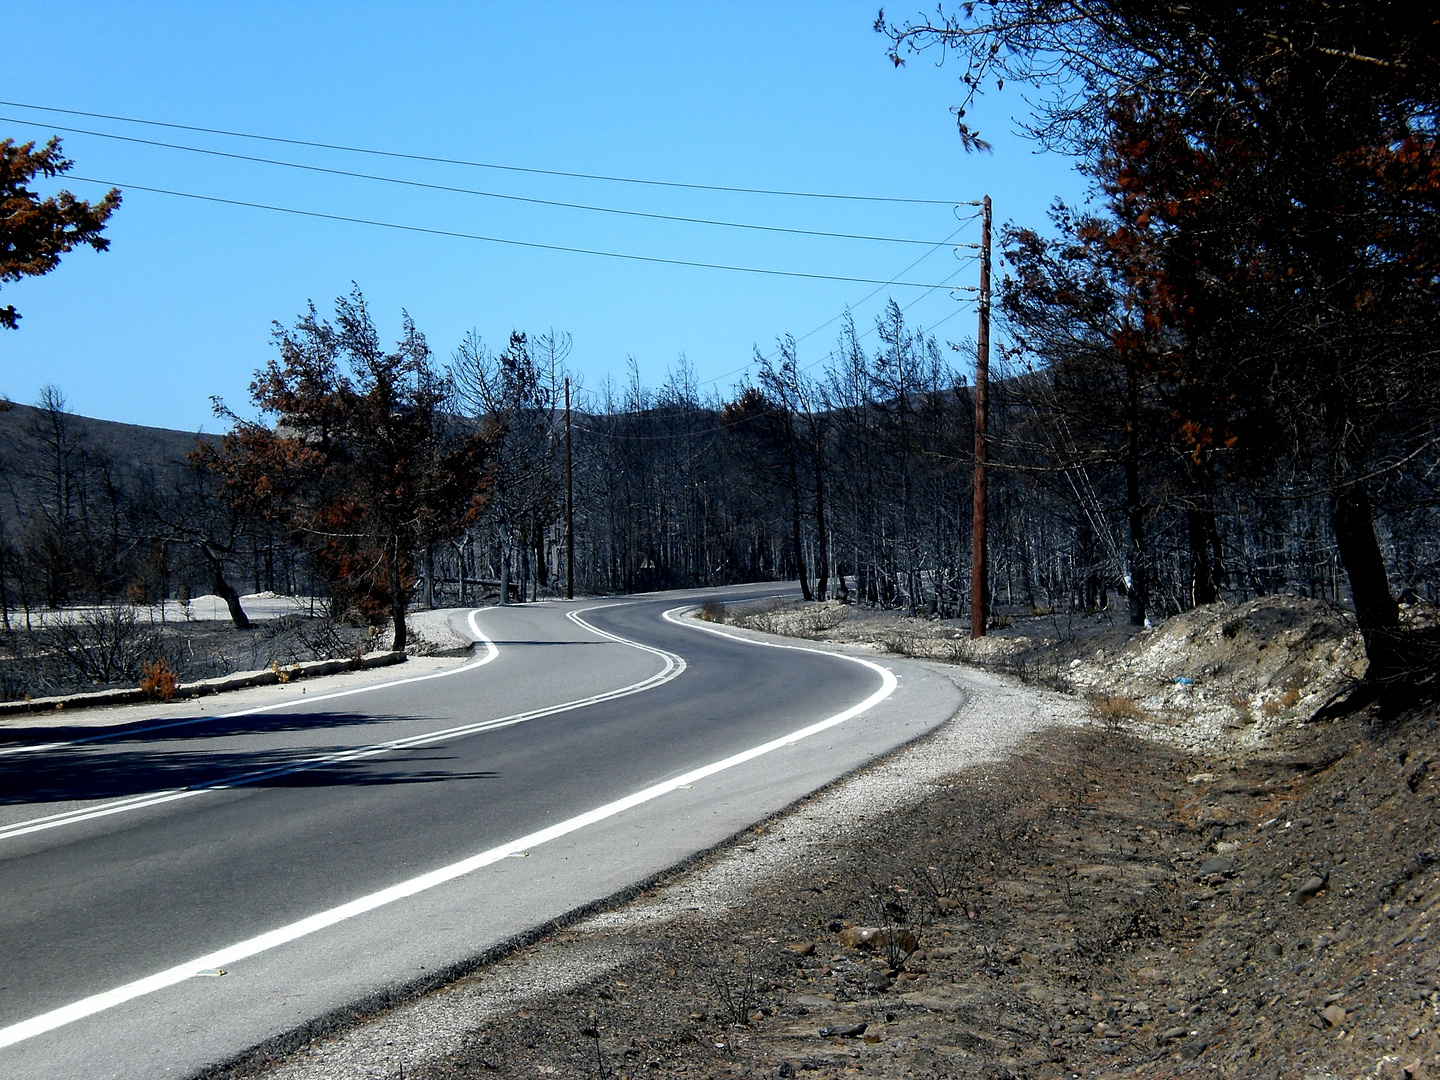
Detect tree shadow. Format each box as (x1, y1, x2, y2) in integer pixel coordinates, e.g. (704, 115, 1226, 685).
(0, 711, 501, 805)
(0, 706, 450, 752)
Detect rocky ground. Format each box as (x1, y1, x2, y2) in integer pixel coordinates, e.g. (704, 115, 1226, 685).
(715, 595, 1371, 757)
(227, 596, 1439, 1080)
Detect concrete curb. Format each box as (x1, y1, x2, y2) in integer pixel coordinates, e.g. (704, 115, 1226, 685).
(0, 651, 411, 717)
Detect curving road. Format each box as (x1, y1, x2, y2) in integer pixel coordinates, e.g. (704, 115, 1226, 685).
(0, 585, 962, 1079)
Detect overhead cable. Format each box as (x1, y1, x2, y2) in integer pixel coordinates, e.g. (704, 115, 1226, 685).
(6, 99, 962, 206)
(67, 176, 962, 289)
(572, 267, 975, 440)
(5, 117, 967, 247)
(699, 222, 979, 386)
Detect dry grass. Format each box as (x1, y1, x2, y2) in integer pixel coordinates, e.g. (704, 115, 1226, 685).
(139, 658, 178, 702)
(1089, 693, 1144, 723)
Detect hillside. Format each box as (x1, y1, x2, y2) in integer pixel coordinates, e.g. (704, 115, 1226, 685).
(0, 399, 215, 506)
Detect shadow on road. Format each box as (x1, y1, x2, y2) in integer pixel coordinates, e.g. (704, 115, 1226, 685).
(0, 711, 500, 804)
(0, 703, 444, 752)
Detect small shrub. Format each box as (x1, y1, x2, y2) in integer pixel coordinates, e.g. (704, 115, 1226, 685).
(140, 658, 178, 702)
(1091, 694, 1143, 724)
(699, 599, 728, 623)
(709, 953, 758, 1026)
(1031, 605, 1054, 617)
(1259, 681, 1303, 719)
(295, 613, 353, 660)
(991, 614, 1014, 629)
(1231, 694, 1256, 724)
(879, 630, 918, 656)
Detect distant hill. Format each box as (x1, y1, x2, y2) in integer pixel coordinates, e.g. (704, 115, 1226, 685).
(0, 401, 230, 609)
(0, 402, 216, 489)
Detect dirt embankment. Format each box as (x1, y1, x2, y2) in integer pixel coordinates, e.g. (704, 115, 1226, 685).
(244, 595, 1440, 1080)
(717, 594, 1368, 755)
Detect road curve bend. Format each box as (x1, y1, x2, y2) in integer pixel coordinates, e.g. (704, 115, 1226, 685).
(0, 584, 961, 1080)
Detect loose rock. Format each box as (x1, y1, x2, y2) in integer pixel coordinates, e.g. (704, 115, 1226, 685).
(1296, 869, 1330, 902)
(1197, 856, 1236, 877)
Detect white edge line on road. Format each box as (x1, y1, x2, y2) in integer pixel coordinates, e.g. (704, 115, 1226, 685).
(0, 606, 681, 843)
(0, 603, 894, 1050)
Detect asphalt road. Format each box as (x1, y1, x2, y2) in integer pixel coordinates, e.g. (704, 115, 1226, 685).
(0, 584, 962, 1079)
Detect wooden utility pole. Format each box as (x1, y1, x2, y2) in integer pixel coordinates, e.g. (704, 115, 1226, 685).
(565, 376, 574, 600)
(971, 194, 991, 639)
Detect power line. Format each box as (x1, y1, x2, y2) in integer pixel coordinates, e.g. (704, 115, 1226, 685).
(6, 99, 966, 206)
(6, 116, 965, 248)
(67, 176, 965, 289)
(700, 221, 979, 386)
(797, 255, 976, 374)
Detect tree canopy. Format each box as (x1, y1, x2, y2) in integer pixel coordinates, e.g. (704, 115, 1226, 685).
(207, 288, 493, 652)
(0, 137, 120, 330)
(880, 0, 1440, 685)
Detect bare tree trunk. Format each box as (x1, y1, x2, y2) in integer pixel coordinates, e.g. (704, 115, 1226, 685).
(204, 546, 251, 631)
(1124, 360, 1147, 627)
(1331, 479, 1402, 680)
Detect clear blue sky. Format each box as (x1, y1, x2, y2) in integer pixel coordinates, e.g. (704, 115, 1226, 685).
(1, 2, 1087, 431)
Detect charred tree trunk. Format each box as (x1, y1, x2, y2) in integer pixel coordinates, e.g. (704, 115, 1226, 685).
(1186, 504, 1217, 607)
(789, 474, 811, 600)
(1124, 359, 1147, 627)
(423, 542, 435, 609)
(388, 538, 408, 654)
(202, 543, 251, 630)
(499, 528, 510, 606)
(1185, 461, 1221, 607)
(781, 410, 812, 601)
(534, 530, 549, 589)
(813, 438, 829, 602)
(1331, 479, 1402, 681)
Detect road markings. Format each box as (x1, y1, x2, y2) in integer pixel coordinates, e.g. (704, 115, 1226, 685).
(0, 606, 682, 844)
(0, 602, 894, 1051)
(661, 604, 898, 692)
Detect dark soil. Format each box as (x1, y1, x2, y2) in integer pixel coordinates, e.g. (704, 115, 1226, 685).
(400, 696, 1440, 1080)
